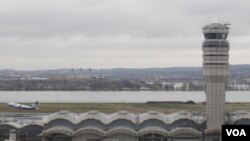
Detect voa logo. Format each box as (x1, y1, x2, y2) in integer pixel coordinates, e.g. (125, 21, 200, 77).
(226, 129, 246, 136)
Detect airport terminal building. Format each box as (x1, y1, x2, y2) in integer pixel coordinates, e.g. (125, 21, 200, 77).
(1, 110, 250, 141)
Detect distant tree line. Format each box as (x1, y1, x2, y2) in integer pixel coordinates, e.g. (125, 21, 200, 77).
(0, 79, 139, 91)
(0, 79, 249, 91)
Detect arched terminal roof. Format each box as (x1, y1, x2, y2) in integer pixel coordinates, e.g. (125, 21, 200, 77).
(42, 126, 74, 136)
(0, 122, 43, 129)
(137, 127, 168, 136)
(2, 110, 250, 139)
(227, 110, 250, 124)
(42, 110, 205, 125)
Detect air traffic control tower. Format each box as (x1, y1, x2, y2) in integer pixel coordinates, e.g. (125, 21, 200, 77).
(202, 23, 230, 129)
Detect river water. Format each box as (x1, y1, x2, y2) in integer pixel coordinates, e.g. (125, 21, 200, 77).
(0, 91, 249, 103)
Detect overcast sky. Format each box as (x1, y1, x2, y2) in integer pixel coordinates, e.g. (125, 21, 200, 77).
(0, 0, 250, 70)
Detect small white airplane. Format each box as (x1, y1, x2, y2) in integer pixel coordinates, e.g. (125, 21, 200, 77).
(7, 101, 39, 110)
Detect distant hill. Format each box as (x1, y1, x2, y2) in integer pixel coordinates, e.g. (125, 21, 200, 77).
(0, 64, 249, 82)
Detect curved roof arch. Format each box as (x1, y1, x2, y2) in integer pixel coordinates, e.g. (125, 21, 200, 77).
(0, 122, 21, 129)
(74, 127, 105, 136)
(44, 118, 75, 130)
(232, 118, 250, 125)
(78, 111, 108, 124)
(171, 118, 199, 126)
(21, 123, 44, 129)
(139, 111, 166, 124)
(76, 119, 106, 131)
(168, 111, 202, 124)
(138, 127, 168, 136)
(169, 127, 201, 137)
(139, 119, 167, 131)
(42, 126, 74, 136)
(108, 111, 137, 124)
(43, 111, 77, 124)
(139, 111, 204, 125)
(109, 119, 136, 129)
(227, 111, 250, 124)
(106, 127, 136, 136)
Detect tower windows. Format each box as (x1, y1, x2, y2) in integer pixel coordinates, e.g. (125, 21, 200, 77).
(204, 33, 227, 39)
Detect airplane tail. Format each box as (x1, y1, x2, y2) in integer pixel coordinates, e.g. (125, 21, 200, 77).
(31, 101, 39, 109)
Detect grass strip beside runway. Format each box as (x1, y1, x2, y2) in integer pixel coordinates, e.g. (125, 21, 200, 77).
(1, 102, 250, 113)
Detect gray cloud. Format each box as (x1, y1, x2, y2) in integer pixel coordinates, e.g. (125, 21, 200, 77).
(0, 0, 249, 69)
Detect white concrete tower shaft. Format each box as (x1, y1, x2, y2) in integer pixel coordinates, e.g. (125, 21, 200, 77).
(202, 23, 230, 129)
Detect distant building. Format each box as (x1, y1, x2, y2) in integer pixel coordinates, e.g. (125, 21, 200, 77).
(139, 86, 150, 91)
